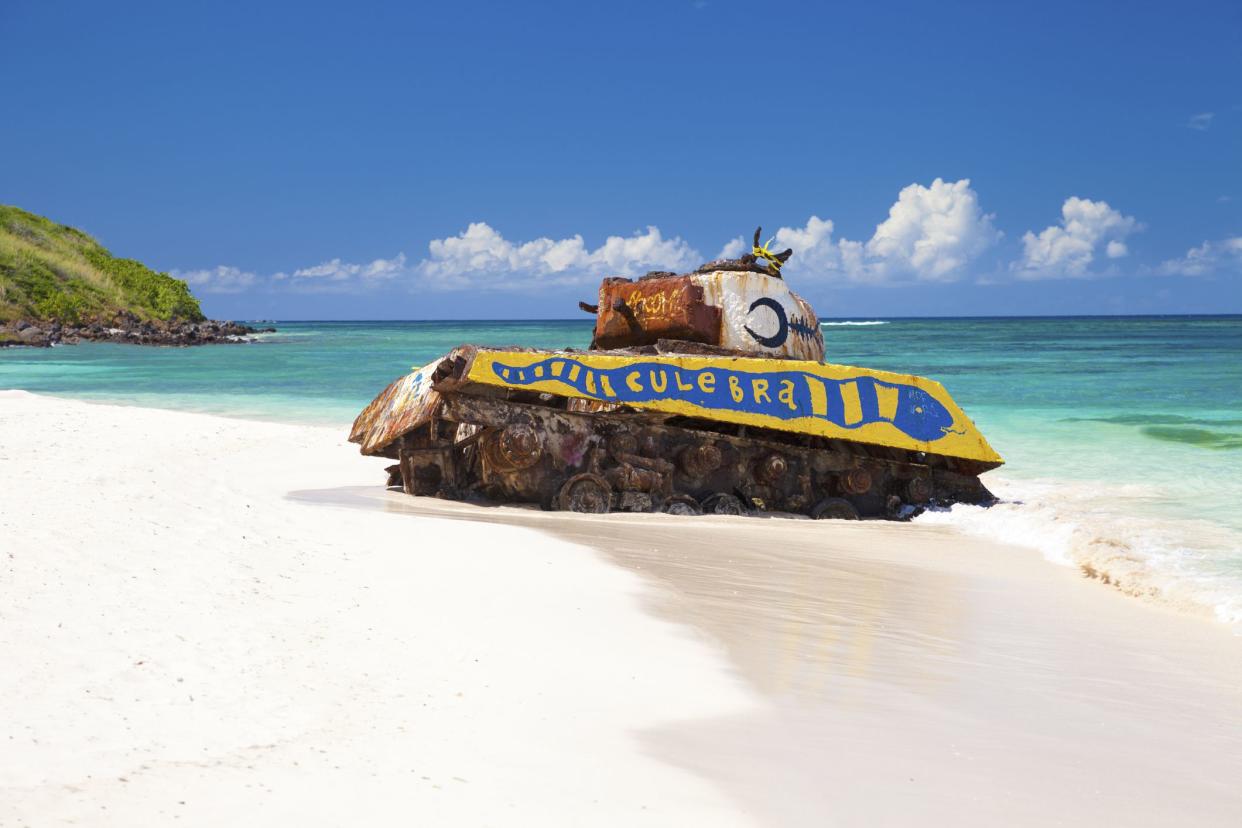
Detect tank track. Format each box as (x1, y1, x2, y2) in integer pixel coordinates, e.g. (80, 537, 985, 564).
(388, 384, 995, 520)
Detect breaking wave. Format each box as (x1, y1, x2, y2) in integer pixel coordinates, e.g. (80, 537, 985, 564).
(917, 476, 1242, 627)
(821, 320, 889, 326)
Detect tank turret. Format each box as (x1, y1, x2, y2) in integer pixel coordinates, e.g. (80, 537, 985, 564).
(583, 227, 825, 361)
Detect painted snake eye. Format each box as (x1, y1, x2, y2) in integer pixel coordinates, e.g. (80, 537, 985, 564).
(914, 406, 924, 414)
(743, 297, 789, 349)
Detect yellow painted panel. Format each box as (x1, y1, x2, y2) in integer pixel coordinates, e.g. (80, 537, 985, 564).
(463, 349, 1002, 466)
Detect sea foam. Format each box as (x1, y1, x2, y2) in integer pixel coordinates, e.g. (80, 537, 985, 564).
(917, 476, 1242, 627)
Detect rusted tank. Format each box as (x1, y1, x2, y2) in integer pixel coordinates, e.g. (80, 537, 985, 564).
(350, 229, 1002, 519)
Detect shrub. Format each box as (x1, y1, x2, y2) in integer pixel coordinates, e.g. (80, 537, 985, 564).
(83, 250, 205, 322)
(1, 205, 208, 324)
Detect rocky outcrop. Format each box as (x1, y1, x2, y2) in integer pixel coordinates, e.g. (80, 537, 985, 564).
(0, 313, 276, 348)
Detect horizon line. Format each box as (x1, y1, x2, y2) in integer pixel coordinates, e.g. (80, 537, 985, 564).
(234, 313, 1242, 323)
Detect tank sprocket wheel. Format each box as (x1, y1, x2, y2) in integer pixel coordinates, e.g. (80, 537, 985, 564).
(556, 473, 612, 514)
(660, 494, 704, 516)
(701, 492, 746, 516)
(810, 497, 860, 521)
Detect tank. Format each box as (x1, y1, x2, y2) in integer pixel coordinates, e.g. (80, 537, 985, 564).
(349, 228, 1002, 519)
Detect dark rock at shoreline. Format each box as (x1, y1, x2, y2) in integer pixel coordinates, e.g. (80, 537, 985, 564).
(0, 313, 276, 348)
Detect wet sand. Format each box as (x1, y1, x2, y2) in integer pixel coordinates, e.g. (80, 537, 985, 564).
(4, 390, 1242, 826)
(301, 487, 1242, 826)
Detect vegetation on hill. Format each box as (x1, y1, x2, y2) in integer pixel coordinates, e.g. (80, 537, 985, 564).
(0, 205, 204, 326)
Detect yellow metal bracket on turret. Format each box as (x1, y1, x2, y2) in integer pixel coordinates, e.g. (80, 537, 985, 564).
(753, 237, 785, 275)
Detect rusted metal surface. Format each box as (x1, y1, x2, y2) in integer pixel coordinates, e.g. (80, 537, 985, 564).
(406, 391, 984, 518)
(594, 276, 722, 349)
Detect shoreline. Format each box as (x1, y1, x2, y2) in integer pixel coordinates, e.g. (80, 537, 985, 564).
(3, 391, 1242, 825)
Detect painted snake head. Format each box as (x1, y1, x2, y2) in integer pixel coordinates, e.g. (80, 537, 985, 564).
(890, 386, 957, 442)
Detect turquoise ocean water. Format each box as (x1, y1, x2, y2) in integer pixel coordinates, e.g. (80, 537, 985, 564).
(4, 316, 1241, 622)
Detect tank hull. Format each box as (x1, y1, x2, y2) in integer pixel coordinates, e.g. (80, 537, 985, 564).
(350, 345, 1000, 520)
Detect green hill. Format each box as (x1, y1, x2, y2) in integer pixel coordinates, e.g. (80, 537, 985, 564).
(0, 205, 205, 327)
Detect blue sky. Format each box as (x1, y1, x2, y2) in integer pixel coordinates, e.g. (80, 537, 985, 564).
(2, 0, 1239, 319)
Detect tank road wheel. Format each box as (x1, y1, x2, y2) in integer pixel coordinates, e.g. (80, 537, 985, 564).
(905, 476, 932, 504)
(660, 494, 704, 516)
(810, 497, 860, 521)
(680, 443, 722, 478)
(489, 424, 543, 471)
(701, 493, 746, 516)
(841, 467, 872, 496)
(755, 453, 788, 485)
(556, 473, 612, 514)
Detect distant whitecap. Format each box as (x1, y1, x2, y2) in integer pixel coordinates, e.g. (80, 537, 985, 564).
(821, 320, 889, 326)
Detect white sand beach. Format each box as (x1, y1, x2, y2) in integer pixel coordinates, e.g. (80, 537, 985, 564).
(3, 390, 1241, 826)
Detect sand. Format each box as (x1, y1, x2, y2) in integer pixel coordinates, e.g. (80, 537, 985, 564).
(2, 390, 1241, 826)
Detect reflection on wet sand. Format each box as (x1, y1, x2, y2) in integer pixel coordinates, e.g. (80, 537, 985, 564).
(288, 486, 969, 704)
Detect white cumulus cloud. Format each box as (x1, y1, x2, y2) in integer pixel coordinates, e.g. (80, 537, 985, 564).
(1014, 197, 1141, 279)
(175, 225, 700, 296)
(864, 178, 1001, 281)
(415, 222, 700, 289)
(175, 184, 1208, 297)
(1156, 237, 1242, 276)
(714, 235, 747, 260)
(716, 180, 999, 284)
(264, 253, 409, 292)
(287, 253, 407, 283)
(172, 265, 258, 294)
(774, 215, 844, 274)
